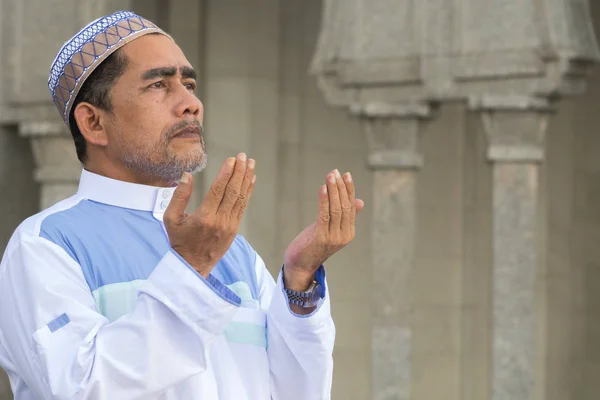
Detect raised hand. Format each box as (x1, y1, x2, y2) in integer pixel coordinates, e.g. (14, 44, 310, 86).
(283, 169, 364, 291)
(163, 153, 256, 277)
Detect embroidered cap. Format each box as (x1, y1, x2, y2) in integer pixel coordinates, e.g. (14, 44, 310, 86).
(48, 10, 171, 125)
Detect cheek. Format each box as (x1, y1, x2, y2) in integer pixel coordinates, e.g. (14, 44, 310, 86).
(136, 101, 168, 131)
(115, 103, 165, 140)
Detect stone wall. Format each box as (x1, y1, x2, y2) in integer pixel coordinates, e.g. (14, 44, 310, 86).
(2, 1, 600, 400)
(544, 2, 600, 394)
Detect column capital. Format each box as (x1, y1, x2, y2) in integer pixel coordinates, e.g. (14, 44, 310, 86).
(360, 102, 430, 171)
(467, 95, 553, 112)
(350, 102, 432, 119)
(470, 95, 552, 164)
(18, 120, 80, 209)
(19, 121, 70, 138)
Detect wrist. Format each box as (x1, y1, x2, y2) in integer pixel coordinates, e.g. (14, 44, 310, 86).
(282, 265, 316, 291)
(172, 248, 213, 278)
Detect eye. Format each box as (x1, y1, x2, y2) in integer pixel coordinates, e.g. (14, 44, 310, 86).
(184, 82, 196, 91)
(150, 81, 166, 89)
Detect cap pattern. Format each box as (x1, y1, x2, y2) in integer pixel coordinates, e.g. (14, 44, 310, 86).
(48, 10, 169, 124)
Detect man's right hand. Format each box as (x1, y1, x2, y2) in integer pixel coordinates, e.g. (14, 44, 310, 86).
(163, 153, 256, 277)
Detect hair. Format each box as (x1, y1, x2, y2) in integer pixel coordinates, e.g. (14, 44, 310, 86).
(68, 49, 128, 164)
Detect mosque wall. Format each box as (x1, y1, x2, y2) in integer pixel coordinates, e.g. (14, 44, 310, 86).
(2, 1, 600, 400)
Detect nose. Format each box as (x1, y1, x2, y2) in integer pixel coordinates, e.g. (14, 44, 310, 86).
(174, 85, 203, 118)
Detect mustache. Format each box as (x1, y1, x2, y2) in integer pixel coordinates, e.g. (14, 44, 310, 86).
(166, 120, 204, 138)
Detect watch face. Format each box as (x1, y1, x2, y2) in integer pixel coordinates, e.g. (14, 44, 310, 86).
(309, 283, 323, 305)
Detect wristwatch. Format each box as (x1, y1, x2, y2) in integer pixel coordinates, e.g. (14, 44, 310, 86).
(284, 280, 323, 308)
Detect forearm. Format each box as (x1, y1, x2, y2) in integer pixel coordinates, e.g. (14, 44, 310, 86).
(267, 270, 335, 400)
(1, 244, 240, 399)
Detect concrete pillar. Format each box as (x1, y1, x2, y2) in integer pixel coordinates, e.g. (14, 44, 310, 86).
(470, 95, 550, 400)
(19, 122, 80, 210)
(357, 103, 429, 400)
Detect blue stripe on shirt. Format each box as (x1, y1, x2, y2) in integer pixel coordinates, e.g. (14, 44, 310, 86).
(47, 313, 70, 333)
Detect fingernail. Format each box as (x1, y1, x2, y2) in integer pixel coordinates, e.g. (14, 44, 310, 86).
(334, 169, 341, 179)
(180, 172, 190, 184)
(328, 174, 336, 183)
(239, 153, 247, 162)
(321, 185, 328, 194)
(228, 157, 236, 167)
(344, 172, 352, 182)
(248, 159, 256, 169)
(252, 175, 257, 184)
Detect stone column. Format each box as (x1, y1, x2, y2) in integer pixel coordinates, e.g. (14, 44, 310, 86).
(470, 96, 550, 400)
(357, 103, 429, 400)
(19, 122, 81, 210)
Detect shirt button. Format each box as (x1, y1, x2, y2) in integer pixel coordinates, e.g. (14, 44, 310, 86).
(162, 190, 172, 199)
(161, 200, 169, 210)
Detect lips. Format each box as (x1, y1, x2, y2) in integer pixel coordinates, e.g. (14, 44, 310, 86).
(172, 126, 201, 139)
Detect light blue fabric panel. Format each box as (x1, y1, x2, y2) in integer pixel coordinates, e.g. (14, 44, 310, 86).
(39, 199, 266, 346)
(39, 200, 261, 301)
(224, 322, 266, 348)
(227, 282, 259, 309)
(92, 279, 265, 347)
(40, 201, 170, 292)
(92, 280, 145, 322)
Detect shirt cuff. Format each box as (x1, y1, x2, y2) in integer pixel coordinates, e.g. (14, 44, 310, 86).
(139, 250, 240, 337)
(271, 265, 332, 325)
(169, 249, 241, 306)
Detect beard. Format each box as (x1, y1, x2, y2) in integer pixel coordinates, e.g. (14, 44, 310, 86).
(121, 120, 207, 185)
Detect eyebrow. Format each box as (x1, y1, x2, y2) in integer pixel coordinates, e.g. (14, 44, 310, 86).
(142, 66, 197, 81)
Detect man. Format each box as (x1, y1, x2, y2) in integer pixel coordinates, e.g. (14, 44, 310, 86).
(0, 10, 363, 400)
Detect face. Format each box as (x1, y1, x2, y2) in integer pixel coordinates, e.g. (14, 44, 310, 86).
(102, 34, 206, 184)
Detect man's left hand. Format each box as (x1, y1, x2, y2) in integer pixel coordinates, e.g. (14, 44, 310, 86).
(283, 169, 365, 292)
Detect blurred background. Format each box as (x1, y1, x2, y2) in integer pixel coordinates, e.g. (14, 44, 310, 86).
(1, 0, 600, 399)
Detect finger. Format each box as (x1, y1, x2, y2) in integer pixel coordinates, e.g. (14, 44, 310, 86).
(217, 153, 248, 214)
(338, 171, 353, 233)
(200, 157, 236, 215)
(164, 172, 194, 227)
(355, 199, 365, 213)
(316, 184, 330, 232)
(232, 158, 256, 218)
(327, 170, 342, 231)
(237, 175, 257, 220)
(344, 172, 356, 211)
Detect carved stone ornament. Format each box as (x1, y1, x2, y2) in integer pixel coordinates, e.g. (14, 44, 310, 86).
(310, 0, 600, 108)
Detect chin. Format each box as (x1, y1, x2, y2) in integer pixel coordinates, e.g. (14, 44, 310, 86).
(179, 152, 207, 174)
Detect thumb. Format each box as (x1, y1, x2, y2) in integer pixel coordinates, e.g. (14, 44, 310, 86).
(164, 172, 194, 226)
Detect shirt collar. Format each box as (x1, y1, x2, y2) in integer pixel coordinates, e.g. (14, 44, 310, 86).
(77, 169, 176, 218)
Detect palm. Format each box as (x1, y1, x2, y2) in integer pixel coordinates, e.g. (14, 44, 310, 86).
(281, 170, 364, 290)
(284, 222, 326, 272)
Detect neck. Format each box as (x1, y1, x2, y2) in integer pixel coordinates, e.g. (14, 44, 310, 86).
(84, 158, 176, 188)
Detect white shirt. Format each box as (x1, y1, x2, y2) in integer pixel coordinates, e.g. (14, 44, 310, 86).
(0, 169, 335, 399)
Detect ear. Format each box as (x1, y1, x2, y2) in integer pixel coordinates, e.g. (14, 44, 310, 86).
(73, 103, 109, 147)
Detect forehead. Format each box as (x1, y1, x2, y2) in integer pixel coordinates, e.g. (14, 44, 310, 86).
(120, 34, 192, 73)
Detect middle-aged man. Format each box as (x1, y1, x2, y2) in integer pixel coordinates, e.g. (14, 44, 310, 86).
(0, 10, 364, 400)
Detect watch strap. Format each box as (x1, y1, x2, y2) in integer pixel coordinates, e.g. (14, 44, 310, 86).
(284, 281, 317, 308)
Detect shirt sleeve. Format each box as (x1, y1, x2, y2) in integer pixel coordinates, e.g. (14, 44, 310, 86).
(0, 234, 240, 400)
(254, 254, 335, 400)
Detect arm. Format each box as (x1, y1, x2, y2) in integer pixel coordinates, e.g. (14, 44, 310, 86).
(0, 234, 239, 400)
(255, 254, 335, 400)
(261, 168, 364, 399)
